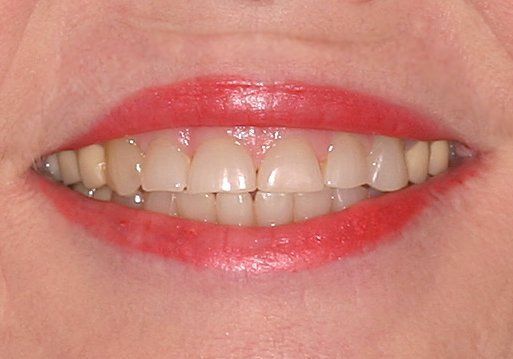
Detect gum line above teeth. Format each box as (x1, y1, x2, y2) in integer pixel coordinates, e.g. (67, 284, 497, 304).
(39, 129, 462, 227)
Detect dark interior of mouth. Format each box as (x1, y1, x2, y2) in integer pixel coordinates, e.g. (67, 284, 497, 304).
(36, 126, 471, 227)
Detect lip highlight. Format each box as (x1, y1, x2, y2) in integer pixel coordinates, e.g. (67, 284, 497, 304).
(39, 77, 475, 273)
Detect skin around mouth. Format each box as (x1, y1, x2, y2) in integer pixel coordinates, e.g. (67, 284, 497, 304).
(35, 77, 478, 273)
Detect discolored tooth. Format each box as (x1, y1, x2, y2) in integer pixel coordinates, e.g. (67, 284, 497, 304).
(72, 183, 94, 197)
(294, 188, 333, 222)
(58, 151, 81, 185)
(332, 187, 369, 212)
(187, 138, 256, 193)
(144, 191, 177, 215)
(105, 138, 143, 196)
(216, 193, 254, 226)
(368, 136, 408, 192)
(428, 140, 450, 176)
(254, 192, 294, 227)
(78, 144, 107, 189)
(112, 191, 144, 209)
(257, 138, 323, 193)
(93, 186, 113, 202)
(141, 139, 190, 192)
(176, 193, 216, 223)
(405, 141, 429, 184)
(324, 134, 368, 189)
(44, 154, 62, 181)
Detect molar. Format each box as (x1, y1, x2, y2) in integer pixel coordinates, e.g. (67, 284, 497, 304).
(216, 193, 255, 226)
(405, 141, 429, 184)
(176, 193, 217, 223)
(257, 138, 323, 193)
(105, 138, 143, 196)
(254, 192, 294, 227)
(428, 140, 450, 176)
(58, 150, 81, 185)
(78, 144, 107, 189)
(368, 136, 409, 192)
(294, 188, 333, 222)
(324, 134, 368, 189)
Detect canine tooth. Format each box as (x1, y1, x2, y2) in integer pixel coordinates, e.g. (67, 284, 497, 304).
(216, 193, 254, 226)
(176, 193, 216, 223)
(93, 186, 113, 202)
(187, 138, 256, 193)
(72, 183, 94, 197)
(44, 154, 62, 181)
(78, 144, 107, 189)
(324, 134, 367, 189)
(294, 188, 333, 222)
(144, 191, 177, 215)
(332, 187, 369, 212)
(405, 141, 429, 184)
(141, 139, 189, 192)
(58, 151, 81, 185)
(428, 140, 450, 176)
(254, 192, 294, 227)
(105, 138, 143, 196)
(257, 138, 323, 193)
(112, 191, 144, 209)
(368, 136, 408, 192)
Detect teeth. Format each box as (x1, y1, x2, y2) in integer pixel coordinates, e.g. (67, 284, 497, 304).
(44, 154, 62, 181)
(105, 139, 143, 196)
(254, 192, 294, 227)
(93, 186, 113, 202)
(368, 136, 409, 192)
(144, 191, 178, 216)
(405, 141, 430, 184)
(141, 139, 190, 192)
(187, 138, 256, 194)
(112, 191, 144, 209)
(332, 187, 369, 212)
(324, 134, 368, 189)
(78, 144, 107, 189)
(58, 151, 81, 185)
(72, 183, 94, 197)
(428, 140, 450, 176)
(258, 138, 323, 193)
(176, 193, 217, 223)
(294, 188, 333, 222)
(216, 193, 255, 226)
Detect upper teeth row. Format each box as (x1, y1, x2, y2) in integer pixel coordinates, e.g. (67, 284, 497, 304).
(42, 133, 451, 196)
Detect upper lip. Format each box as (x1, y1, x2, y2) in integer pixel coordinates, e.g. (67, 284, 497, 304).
(38, 76, 477, 274)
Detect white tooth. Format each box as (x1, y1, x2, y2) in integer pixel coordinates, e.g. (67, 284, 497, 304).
(93, 186, 113, 202)
(105, 138, 143, 196)
(78, 144, 107, 189)
(44, 154, 62, 181)
(332, 187, 369, 212)
(257, 138, 323, 193)
(144, 191, 178, 215)
(428, 140, 450, 176)
(294, 188, 333, 222)
(176, 193, 216, 223)
(405, 141, 429, 184)
(72, 183, 94, 197)
(216, 193, 254, 226)
(187, 138, 256, 193)
(112, 191, 144, 209)
(324, 134, 368, 189)
(368, 136, 408, 192)
(141, 139, 190, 192)
(58, 150, 81, 185)
(254, 192, 294, 227)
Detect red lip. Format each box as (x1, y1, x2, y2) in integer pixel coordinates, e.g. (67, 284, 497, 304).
(40, 77, 476, 273)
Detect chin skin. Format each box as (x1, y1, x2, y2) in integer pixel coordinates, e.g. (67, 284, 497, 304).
(1, 1, 513, 358)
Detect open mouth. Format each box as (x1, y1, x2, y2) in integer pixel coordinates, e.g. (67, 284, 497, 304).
(33, 77, 476, 273)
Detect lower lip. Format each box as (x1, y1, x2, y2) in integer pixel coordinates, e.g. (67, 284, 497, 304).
(34, 161, 477, 273)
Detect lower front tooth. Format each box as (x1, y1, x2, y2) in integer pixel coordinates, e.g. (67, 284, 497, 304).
(176, 193, 217, 223)
(112, 191, 144, 209)
(144, 191, 178, 215)
(331, 187, 369, 212)
(93, 186, 113, 202)
(58, 150, 81, 185)
(294, 188, 333, 222)
(72, 183, 94, 197)
(368, 136, 409, 192)
(216, 193, 254, 226)
(254, 192, 294, 227)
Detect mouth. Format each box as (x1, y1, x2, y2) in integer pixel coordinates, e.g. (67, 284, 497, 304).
(33, 76, 477, 274)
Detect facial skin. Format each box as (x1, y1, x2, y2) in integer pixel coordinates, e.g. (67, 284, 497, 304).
(1, 0, 513, 357)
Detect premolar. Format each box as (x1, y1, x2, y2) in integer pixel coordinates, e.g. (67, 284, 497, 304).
(78, 144, 107, 189)
(105, 139, 143, 196)
(58, 150, 81, 185)
(429, 141, 450, 176)
(405, 141, 429, 184)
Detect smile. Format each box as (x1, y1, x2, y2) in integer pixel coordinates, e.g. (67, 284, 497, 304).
(34, 77, 477, 273)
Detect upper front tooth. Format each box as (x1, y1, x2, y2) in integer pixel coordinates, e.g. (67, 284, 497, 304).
(105, 138, 143, 196)
(187, 138, 256, 194)
(368, 136, 409, 192)
(175, 193, 217, 223)
(324, 134, 368, 189)
(141, 138, 190, 192)
(294, 188, 333, 222)
(58, 150, 81, 185)
(428, 140, 450, 176)
(78, 144, 107, 189)
(257, 138, 323, 193)
(405, 141, 429, 184)
(216, 193, 255, 226)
